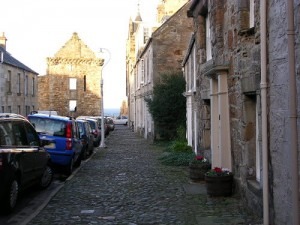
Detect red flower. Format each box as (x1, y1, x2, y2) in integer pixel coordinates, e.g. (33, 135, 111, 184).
(195, 156, 204, 161)
(213, 167, 223, 173)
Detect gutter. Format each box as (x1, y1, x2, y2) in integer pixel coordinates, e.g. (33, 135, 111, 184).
(286, 0, 299, 224)
(260, 1, 269, 224)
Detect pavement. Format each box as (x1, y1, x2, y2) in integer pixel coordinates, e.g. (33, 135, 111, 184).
(26, 126, 263, 225)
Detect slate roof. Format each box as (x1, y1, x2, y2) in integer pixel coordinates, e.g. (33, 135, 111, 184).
(0, 46, 38, 74)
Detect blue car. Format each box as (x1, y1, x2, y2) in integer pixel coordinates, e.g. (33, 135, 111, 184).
(28, 114, 82, 175)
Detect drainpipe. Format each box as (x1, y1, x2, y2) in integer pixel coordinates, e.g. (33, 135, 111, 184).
(260, 1, 269, 224)
(287, 0, 299, 224)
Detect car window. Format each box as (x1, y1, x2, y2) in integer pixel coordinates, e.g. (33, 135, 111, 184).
(29, 117, 66, 137)
(24, 122, 40, 146)
(87, 120, 96, 129)
(12, 121, 29, 146)
(72, 121, 79, 139)
(0, 121, 15, 146)
(85, 123, 91, 133)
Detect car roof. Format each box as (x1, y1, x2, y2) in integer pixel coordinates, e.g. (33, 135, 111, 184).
(0, 113, 28, 120)
(28, 113, 73, 121)
(76, 119, 89, 123)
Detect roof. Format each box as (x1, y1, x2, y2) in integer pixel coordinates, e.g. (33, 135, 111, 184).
(0, 46, 38, 74)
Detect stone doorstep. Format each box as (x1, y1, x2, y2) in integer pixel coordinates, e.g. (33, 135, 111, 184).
(183, 182, 207, 195)
(196, 215, 245, 225)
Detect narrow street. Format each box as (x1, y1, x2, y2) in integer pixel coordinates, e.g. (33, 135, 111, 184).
(26, 126, 262, 225)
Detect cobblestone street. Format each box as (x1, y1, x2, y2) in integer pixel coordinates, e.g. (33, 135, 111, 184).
(27, 126, 262, 225)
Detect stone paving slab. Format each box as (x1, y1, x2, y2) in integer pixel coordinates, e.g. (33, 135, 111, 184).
(27, 126, 262, 225)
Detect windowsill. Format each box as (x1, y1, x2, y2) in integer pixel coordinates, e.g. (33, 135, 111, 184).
(238, 27, 255, 36)
(247, 179, 262, 197)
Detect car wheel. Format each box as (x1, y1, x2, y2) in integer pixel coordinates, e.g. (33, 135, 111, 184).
(74, 153, 82, 168)
(39, 165, 53, 189)
(65, 158, 74, 176)
(90, 146, 94, 155)
(2, 176, 19, 213)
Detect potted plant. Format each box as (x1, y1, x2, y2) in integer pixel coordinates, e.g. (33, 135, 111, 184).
(205, 167, 233, 196)
(188, 156, 211, 181)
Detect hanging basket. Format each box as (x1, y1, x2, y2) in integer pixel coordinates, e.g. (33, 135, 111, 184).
(189, 162, 211, 181)
(205, 174, 233, 196)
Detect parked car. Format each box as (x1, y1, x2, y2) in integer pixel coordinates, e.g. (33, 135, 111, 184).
(0, 113, 53, 213)
(76, 116, 103, 146)
(113, 115, 128, 125)
(27, 114, 82, 175)
(105, 116, 115, 131)
(76, 119, 94, 159)
(90, 116, 110, 136)
(29, 110, 58, 116)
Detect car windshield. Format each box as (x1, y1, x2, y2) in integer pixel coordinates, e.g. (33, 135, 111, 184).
(29, 117, 66, 137)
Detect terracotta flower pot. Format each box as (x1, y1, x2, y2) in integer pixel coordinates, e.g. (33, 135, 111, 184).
(205, 174, 233, 196)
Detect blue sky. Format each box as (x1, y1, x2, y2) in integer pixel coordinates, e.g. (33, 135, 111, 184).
(0, 0, 158, 108)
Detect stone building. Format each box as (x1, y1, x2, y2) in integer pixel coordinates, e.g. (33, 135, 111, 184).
(38, 32, 103, 117)
(185, 0, 300, 224)
(0, 33, 38, 116)
(126, 0, 191, 139)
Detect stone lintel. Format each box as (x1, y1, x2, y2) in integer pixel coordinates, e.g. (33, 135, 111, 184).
(201, 61, 230, 79)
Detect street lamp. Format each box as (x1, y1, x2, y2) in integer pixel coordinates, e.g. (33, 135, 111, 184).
(99, 48, 111, 148)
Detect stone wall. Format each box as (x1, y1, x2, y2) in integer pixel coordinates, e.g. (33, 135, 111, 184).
(152, 2, 193, 84)
(0, 64, 38, 115)
(192, 0, 263, 217)
(268, 0, 300, 224)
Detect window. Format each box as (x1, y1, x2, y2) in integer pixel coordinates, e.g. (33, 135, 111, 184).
(25, 75, 28, 95)
(7, 70, 11, 93)
(17, 105, 21, 114)
(249, 0, 255, 28)
(8, 106, 11, 113)
(69, 78, 77, 90)
(69, 100, 77, 112)
(206, 15, 212, 61)
(17, 73, 21, 94)
(26, 105, 30, 115)
(32, 77, 35, 96)
(141, 59, 145, 86)
(84, 75, 86, 91)
(1, 106, 4, 113)
(68, 64, 73, 71)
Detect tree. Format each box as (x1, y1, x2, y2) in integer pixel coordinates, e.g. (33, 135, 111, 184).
(120, 100, 128, 115)
(145, 71, 186, 140)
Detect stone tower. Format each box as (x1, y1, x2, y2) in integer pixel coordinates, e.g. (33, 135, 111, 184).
(156, 0, 189, 23)
(38, 32, 103, 117)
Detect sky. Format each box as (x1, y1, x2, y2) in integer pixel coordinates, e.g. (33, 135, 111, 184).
(0, 0, 159, 109)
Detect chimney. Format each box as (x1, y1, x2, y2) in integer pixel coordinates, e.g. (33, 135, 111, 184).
(0, 32, 7, 50)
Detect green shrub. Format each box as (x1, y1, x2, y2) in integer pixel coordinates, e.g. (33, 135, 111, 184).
(159, 151, 195, 166)
(171, 140, 193, 152)
(145, 72, 186, 140)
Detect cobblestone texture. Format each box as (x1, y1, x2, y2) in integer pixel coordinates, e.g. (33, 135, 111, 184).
(27, 126, 263, 225)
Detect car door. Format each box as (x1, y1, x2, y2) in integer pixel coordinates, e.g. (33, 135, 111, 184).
(11, 121, 39, 187)
(72, 121, 82, 161)
(24, 121, 48, 177)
